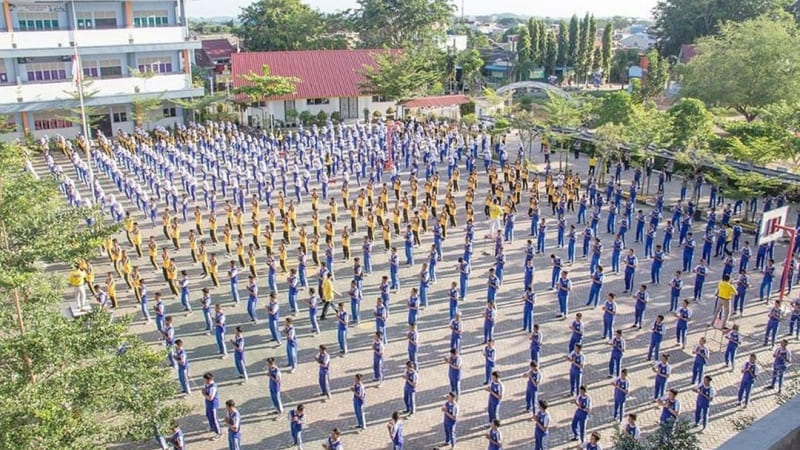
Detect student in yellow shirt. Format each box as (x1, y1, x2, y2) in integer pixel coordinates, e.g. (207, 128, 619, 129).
(188, 230, 198, 264)
(208, 253, 220, 287)
(264, 229, 274, 256)
(235, 208, 245, 237)
(225, 201, 235, 229)
(342, 228, 351, 260)
(105, 272, 118, 308)
(247, 244, 258, 277)
(161, 248, 171, 282)
(131, 223, 143, 257)
(392, 207, 401, 235)
(236, 238, 246, 267)
(251, 195, 260, 220)
(166, 260, 179, 296)
(349, 203, 358, 233)
(325, 219, 335, 245)
(319, 272, 340, 320)
(209, 213, 219, 244)
(198, 241, 209, 278)
(288, 202, 297, 229)
(120, 250, 133, 289)
(282, 216, 291, 244)
(110, 239, 122, 277)
(366, 211, 376, 241)
(267, 207, 277, 232)
(298, 226, 308, 254)
(170, 218, 181, 250)
(130, 266, 141, 303)
(311, 234, 320, 266)
(252, 219, 262, 250)
(194, 207, 204, 236)
(278, 243, 288, 272)
(329, 198, 338, 222)
(123, 212, 134, 246)
(382, 221, 392, 251)
(311, 211, 320, 237)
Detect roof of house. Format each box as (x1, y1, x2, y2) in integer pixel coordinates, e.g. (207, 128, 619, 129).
(202, 38, 236, 60)
(231, 49, 388, 101)
(618, 34, 655, 50)
(679, 44, 698, 64)
(401, 95, 471, 108)
(194, 49, 214, 68)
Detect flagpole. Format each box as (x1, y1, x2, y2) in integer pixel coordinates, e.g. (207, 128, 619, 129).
(70, 0, 95, 201)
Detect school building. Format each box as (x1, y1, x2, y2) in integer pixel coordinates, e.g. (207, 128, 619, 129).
(231, 49, 397, 128)
(0, 0, 203, 141)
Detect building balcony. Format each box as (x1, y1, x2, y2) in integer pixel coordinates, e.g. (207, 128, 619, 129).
(0, 73, 204, 113)
(0, 26, 199, 57)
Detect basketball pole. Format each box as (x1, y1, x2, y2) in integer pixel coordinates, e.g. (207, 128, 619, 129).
(771, 222, 796, 302)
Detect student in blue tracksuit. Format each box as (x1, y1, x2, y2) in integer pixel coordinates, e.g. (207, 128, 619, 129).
(669, 271, 683, 312)
(534, 400, 551, 450)
(647, 315, 665, 361)
(586, 266, 604, 307)
(337, 303, 349, 354)
(407, 288, 420, 325)
(608, 329, 625, 378)
(225, 399, 242, 450)
(738, 354, 759, 407)
(724, 324, 741, 368)
(407, 323, 418, 368)
(590, 238, 602, 274)
(388, 411, 404, 450)
(246, 275, 259, 323)
(556, 270, 572, 319)
(612, 368, 630, 422)
(693, 259, 709, 301)
(486, 268, 499, 303)
(450, 312, 463, 353)
(483, 339, 496, 385)
(571, 385, 592, 443)
(307, 288, 320, 334)
(174, 339, 190, 395)
(458, 257, 471, 300)
(523, 361, 542, 414)
(284, 318, 299, 372)
(566, 343, 585, 396)
(374, 298, 388, 344)
(693, 375, 715, 431)
(390, 247, 400, 290)
(675, 299, 692, 349)
(652, 353, 672, 400)
(486, 419, 502, 450)
(623, 249, 638, 293)
(691, 337, 711, 385)
(760, 259, 776, 301)
(625, 413, 640, 440)
(522, 286, 536, 333)
(351, 373, 367, 430)
(213, 304, 228, 357)
(266, 357, 283, 414)
(764, 299, 782, 347)
(403, 226, 414, 265)
(568, 313, 584, 353)
(768, 339, 792, 393)
(611, 235, 623, 273)
(289, 404, 305, 448)
(445, 348, 463, 398)
(683, 232, 696, 272)
(658, 388, 681, 431)
(601, 293, 617, 340)
(201, 372, 222, 440)
(448, 282, 459, 321)
(373, 332, 385, 385)
(550, 254, 562, 289)
(483, 302, 497, 344)
(734, 270, 750, 315)
(442, 392, 459, 448)
(403, 361, 417, 416)
(651, 245, 665, 284)
(486, 371, 504, 424)
(632, 284, 649, 329)
(316, 345, 332, 400)
(530, 324, 543, 364)
(267, 293, 281, 344)
(231, 326, 249, 382)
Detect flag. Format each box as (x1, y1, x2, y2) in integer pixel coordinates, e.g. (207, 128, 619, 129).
(71, 47, 81, 87)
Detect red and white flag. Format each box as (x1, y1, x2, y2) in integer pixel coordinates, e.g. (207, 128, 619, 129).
(71, 47, 82, 86)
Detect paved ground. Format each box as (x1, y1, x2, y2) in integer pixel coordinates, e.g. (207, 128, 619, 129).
(46, 131, 800, 450)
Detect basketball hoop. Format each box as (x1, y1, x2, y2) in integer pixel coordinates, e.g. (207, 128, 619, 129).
(758, 206, 796, 301)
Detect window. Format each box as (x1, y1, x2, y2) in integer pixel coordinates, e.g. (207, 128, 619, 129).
(284, 100, 296, 112)
(372, 95, 388, 102)
(306, 98, 330, 105)
(133, 10, 169, 28)
(0, 60, 7, 84)
(76, 10, 117, 29)
(163, 107, 177, 118)
(34, 112, 71, 131)
(26, 61, 67, 82)
(99, 59, 122, 78)
(137, 56, 173, 74)
(111, 105, 127, 123)
(17, 12, 60, 31)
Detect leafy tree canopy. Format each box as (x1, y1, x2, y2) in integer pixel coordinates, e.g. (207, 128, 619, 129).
(359, 49, 443, 101)
(237, 0, 348, 51)
(233, 64, 300, 103)
(352, 0, 456, 49)
(676, 11, 800, 121)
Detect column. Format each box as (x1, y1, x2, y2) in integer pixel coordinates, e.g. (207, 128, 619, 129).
(183, 49, 191, 75)
(3, 0, 13, 32)
(124, 1, 133, 28)
(20, 111, 29, 134)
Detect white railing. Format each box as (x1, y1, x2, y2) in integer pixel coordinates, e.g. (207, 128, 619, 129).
(0, 73, 193, 104)
(0, 26, 188, 50)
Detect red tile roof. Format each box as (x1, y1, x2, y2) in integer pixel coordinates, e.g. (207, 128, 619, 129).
(401, 95, 471, 108)
(202, 38, 236, 60)
(679, 44, 698, 64)
(231, 49, 389, 101)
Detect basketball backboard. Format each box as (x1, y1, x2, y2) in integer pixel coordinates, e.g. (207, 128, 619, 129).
(758, 206, 789, 244)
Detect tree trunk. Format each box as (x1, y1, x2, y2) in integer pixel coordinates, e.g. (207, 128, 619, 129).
(12, 287, 35, 384)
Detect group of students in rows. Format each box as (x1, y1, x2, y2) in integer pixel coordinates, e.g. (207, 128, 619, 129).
(47, 115, 800, 450)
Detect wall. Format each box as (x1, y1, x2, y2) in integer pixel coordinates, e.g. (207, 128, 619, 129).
(717, 394, 800, 450)
(130, 1, 177, 26)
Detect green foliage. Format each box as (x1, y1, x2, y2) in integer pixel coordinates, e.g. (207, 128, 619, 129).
(610, 48, 641, 84)
(731, 414, 757, 431)
(459, 101, 475, 116)
(668, 98, 714, 150)
(234, 64, 299, 104)
(316, 110, 329, 125)
(510, 110, 541, 154)
(456, 48, 485, 92)
(544, 31, 558, 76)
(57, 79, 105, 130)
(719, 120, 792, 164)
(628, 101, 671, 158)
(567, 14, 580, 67)
(592, 47, 602, 72)
(461, 113, 478, 128)
(576, 13, 591, 83)
(677, 12, 800, 121)
(0, 144, 183, 448)
(641, 49, 669, 100)
(330, 111, 342, 123)
(353, 0, 455, 49)
(299, 110, 314, 125)
(601, 23, 613, 81)
(170, 93, 228, 122)
(594, 90, 635, 127)
(529, 19, 540, 66)
(653, 0, 789, 56)
(236, 0, 348, 51)
(543, 89, 586, 129)
(594, 122, 628, 183)
(359, 49, 442, 101)
(131, 95, 164, 128)
(612, 419, 700, 450)
(557, 20, 569, 68)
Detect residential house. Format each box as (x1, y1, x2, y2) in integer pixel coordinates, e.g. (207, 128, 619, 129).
(195, 37, 236, 92)
(231, 49, 396, 127)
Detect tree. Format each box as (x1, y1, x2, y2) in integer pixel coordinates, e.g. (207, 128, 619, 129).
(456, 48, 484, 93)
(594, 122, 628, 184)
(543, 90, 586, 170)
(641, 49, 670, 100)
(353, 0, 455, 49)
(131, 95, 164, 128)
(170, 92, 228, 123)
(592, 47, 602, 73)
(544, 31, 558, 76)
(628, 102, 671, 192)
(610, 48, 641, 84)
(594, 90, 635, 127)
(510, 110, 541, 159)
(359, 49, 442, 101)
(57, 78, 106, 132)
(0, 144, 186, 448)
(516, 26, 533, 81)
(668, 97, 714, 150)
(237, 0, 347, 51)
(601, 23, 613, 82)
(557, 20, 569, 68)
(653, 0, 788, 56)
(677, 12, 800, 122)
(612, 419, 701, 450)
(234, 64, 300, 103)
(577, 13, 590, 84)
(528, 19, 540, 66)
(536, 20, 547, 68)
(567, 14, 580, 67)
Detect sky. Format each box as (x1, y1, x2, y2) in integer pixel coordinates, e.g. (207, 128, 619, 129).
(188, 0, 658, 20)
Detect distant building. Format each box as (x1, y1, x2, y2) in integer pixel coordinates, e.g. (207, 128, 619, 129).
(618, 34, 655, 51)
(679, 44, 698, 64)
(440, 34, 468, 52)
(0, 0, 203, 140)
(195, 38, 236, 92)
(231, 49, 396, 127)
